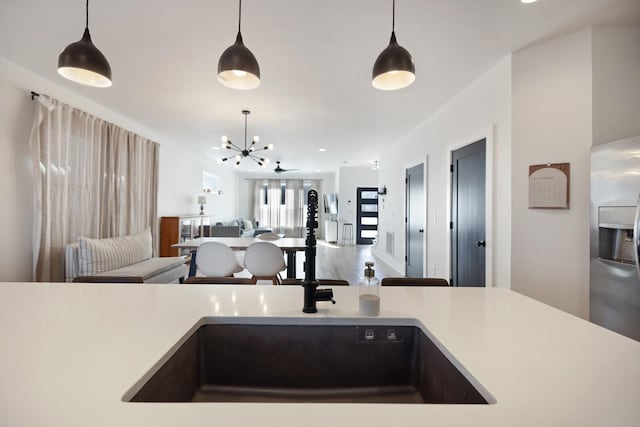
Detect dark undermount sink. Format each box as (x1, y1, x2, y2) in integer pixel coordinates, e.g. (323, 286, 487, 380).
(125, 320, 493, 404)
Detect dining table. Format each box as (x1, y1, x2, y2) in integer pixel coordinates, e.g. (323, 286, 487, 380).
(172, 237, 308, 279)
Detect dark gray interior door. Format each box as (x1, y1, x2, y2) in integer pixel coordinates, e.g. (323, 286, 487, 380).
(406, 163, 424, 277)
(451, 139, 486, 287)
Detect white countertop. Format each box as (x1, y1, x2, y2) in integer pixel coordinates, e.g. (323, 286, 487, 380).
(0, 283, 638, 427)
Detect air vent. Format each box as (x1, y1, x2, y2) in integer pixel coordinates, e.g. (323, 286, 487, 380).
(386, 232, 394, 256)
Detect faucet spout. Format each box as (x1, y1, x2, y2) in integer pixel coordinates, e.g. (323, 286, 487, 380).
(303, 283, 335, 313)
(302, 189, 336, 313)
(315, 288, 335, 303)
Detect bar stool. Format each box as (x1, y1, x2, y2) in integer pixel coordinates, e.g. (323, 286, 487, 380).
(341, 223, 354, 245)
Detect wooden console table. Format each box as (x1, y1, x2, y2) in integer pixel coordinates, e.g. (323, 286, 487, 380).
(159, 215, 210, 257)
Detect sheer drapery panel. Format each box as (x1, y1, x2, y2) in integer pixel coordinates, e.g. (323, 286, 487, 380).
(251, 179, 322, 238)
(29, 97, 159, 281)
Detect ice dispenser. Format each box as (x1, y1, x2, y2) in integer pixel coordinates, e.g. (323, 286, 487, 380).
(598, 206, 636, 264)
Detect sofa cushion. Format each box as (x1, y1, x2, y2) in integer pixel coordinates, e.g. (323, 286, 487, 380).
(104, 257, 185, 281)
(210, 225, 241, 237)
(78, 229, 152, 276)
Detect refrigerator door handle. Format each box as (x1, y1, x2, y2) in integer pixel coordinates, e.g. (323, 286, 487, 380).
(634, 192, 640, 281)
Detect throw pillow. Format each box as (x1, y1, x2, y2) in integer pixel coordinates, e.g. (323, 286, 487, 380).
(78, 228, 152, 275)
(242, 219, 253, 231)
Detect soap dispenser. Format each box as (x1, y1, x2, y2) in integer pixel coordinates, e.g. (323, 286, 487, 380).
(359, 261, 380, 316)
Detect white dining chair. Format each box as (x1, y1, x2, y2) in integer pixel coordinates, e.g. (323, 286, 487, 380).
(195, 241, 244, 277)
(243, 241, 286, 285)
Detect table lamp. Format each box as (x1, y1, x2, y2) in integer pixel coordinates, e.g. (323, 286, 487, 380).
(197, 195, 207, 215)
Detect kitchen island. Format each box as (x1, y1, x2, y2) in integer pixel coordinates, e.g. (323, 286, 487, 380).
(0, 283, 638, 426)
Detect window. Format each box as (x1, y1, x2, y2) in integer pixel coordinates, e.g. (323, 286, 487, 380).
(202, 171, 222, 194)
(253, 179, 321, 238)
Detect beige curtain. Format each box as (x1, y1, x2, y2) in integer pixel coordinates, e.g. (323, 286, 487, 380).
(282, 180, 304, 237)
(252, 179, 322, 238)
(29, 96, 159, 282)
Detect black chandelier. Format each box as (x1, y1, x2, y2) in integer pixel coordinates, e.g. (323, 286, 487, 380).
(217, 110, 273, 167)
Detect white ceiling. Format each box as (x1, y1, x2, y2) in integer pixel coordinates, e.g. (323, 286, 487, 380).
(1, 0, 639, 174)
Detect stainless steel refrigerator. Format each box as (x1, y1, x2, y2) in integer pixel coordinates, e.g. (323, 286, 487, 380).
(590, 135, 640, 341)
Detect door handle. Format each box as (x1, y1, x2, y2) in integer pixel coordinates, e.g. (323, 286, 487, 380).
(476, 240, 486, 247)
(634, 193, 640, 280)
(418, 229, 424, 233)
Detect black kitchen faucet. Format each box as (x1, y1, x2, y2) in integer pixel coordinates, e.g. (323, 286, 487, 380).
(302, 189, 335, 313)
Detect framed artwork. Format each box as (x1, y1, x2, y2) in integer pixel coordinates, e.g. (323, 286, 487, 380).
(528, 163, 570, 209)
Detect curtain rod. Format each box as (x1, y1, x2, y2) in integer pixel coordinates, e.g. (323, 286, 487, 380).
(30, 91, 57, 112)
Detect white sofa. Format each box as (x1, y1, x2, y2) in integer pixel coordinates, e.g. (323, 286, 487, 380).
(64, 229, 186, 283)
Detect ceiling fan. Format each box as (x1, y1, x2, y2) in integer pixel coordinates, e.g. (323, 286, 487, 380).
(274, 161, 299, 174)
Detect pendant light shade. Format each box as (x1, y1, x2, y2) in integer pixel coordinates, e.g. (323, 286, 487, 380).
(372, 32, 415, 90)
(57, 0, 112, 88)
(372, 0, 415, 91)
(218, 0, 260, 90)
(218, 32, 260, 90)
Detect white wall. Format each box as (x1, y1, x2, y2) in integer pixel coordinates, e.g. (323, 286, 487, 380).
(375, 57, 512, 284)
(0, 57, 238, 280)
(512, 30, 593, 318)
(337, 166, 380, 245)
(592, 27, 640, 145)
(157, 144, 238, 220)
(0, 63, 34, 281)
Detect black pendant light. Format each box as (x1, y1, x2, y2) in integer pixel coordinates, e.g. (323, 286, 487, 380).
(372, 0, 415, 91)
(218, 0, 260, 90)
(58, 0, 112, 88)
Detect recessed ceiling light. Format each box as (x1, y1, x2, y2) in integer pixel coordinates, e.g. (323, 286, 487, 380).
(211, 146, 220, 150)
(521, 0, 539, 3)
(318, 148, 327, 152)
(315, 170, 321, 173)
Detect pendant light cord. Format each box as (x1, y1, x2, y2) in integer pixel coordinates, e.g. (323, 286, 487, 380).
(85, 0, 89, 29)
(238, 0, 242, 33)
(244, 111, 248, 149)
(392, 0, 395, 32)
